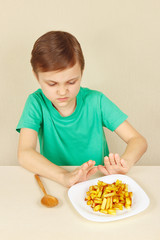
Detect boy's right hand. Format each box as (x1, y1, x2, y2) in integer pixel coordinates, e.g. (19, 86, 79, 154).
(63, 160, 98, 188)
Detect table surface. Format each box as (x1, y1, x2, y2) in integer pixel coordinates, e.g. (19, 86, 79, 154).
(0, 166, 160, 240)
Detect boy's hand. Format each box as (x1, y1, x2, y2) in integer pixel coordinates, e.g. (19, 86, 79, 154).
(97, 153, 130, 175)
(63, 160, 98, 188)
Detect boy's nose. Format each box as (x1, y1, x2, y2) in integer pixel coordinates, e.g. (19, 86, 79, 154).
(57, 87, 68, 96)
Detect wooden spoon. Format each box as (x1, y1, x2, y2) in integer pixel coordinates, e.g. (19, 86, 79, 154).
(35, 174, 58, 207)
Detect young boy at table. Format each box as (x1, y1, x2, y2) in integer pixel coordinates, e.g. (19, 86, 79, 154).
(16, 31, 147, 187)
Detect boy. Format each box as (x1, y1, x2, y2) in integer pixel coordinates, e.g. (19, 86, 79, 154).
(16, 31, 147, 188)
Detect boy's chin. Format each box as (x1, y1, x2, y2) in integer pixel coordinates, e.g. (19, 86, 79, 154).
(53, 100, 69, 108)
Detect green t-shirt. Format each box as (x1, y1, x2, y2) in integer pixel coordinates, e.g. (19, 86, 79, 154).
(16, 87, 128, 166)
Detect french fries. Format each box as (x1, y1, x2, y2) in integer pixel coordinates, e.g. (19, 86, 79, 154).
(85, 179, 133, 215)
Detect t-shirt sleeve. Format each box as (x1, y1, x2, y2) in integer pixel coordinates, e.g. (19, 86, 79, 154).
(100, 93, 128, 131)
(16, 94, 42, 133)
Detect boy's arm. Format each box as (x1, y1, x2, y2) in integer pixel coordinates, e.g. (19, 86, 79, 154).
(17, 128, 68, 185)
(17, 128, 97, 187)
(98, 120, 148, 175)
(114, 120, 148, 167)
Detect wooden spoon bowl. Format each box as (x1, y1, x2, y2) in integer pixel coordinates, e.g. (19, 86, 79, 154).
(41, 195, 58, 208)
(35, 174, 58, 208)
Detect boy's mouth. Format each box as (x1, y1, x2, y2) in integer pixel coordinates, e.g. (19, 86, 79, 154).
(57, 97, 68, 102)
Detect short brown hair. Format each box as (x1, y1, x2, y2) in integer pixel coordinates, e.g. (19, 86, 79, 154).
(30, 31, 85, 74)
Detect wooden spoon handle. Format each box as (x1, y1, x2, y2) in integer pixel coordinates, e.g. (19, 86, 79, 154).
(35, 174, 47, 195)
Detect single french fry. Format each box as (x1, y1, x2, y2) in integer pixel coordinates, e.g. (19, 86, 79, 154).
(100, 209, 108, 214)
(94, 199, 103, 204)
(125, 184, 128, 191)
(92, 202, 96, 208)
(125, 204, 131, 209)
(96, 188, 100, 194)
(85, 196, 91, 201)
(106, 197, 110, 209)
(90, 194, 96, 199)
(101, 198, 107, 210)
(103, 192, 116, 198)
(115, 179, 122, 186)
(126, 197, 131, 205)
(119, 197, 124, 201)
(108, 209, 116, 215)
(90, 190, 97, 194)
(94, 197, 102, 201)
(94, 205, 101, 211)
(89, 186, 94, 191)
(97, 191, 102, 198)
(110, 196, 113, 209)
(86, 191, 90, 196)
(125, 192, 129, 197)
(129, 192, 133, 198)
(115, 198, 119, 203)
(113, 203, 123, 210)
(87, 200, 91, 205)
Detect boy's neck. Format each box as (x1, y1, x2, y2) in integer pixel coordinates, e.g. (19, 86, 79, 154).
(52, 99, 77, 117)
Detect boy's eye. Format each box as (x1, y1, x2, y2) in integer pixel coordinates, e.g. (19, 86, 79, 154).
(68, 81, 76, 85)
(48, 83, 56, 86)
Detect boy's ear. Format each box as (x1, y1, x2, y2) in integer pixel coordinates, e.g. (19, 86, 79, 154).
(32, 70, 39, 81)
(80, 70, 83, 78)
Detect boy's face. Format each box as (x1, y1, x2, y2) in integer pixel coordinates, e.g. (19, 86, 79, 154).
(35, 62, 82, 112)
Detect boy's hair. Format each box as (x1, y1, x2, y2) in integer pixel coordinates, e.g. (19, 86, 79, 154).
(30, 31, 85, 74)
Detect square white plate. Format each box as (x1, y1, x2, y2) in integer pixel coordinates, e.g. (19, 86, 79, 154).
(68, 174, 150, 222)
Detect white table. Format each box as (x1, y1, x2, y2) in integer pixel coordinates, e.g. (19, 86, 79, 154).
(0, 166, 160, 240)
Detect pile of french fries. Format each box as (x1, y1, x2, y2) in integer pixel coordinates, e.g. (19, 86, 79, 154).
(85, 179, 133, 215)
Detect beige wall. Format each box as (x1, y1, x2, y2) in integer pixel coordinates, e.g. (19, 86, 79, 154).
(0, 0, 159, 166)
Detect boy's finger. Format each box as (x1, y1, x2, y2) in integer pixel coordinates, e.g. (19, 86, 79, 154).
(97, 165, 110, 175)
(81, 160, 95, 171)
(109, 153, 116, 165)
(76, 168, 83, 177)
(115, 153, 121, 166)
(73, 166, 80, 172)
(88, 160, 95, 166)
(104, 156, 110, 167)
(81, 162, 88, 170)
(120, 159, 128, 168)
(70, 168, 83, 186)
(87, 167, 98, 179)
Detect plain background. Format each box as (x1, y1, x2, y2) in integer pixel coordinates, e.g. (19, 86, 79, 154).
(0, 0, 159, 166)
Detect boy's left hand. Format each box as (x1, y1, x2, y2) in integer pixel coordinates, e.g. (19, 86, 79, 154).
(97, 153, 130, 175)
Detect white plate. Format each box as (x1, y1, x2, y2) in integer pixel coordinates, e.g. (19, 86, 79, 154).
(68, 174, 150, 222)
